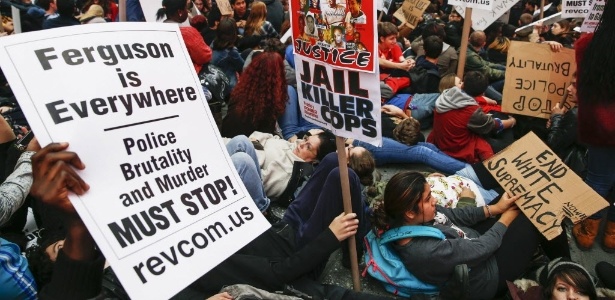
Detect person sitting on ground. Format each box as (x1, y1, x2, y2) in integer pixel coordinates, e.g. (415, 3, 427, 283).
(244, 2, 279, 38)
(222, 52, 288, 139)
(515, 13, 541, 43)
(378, 22, 415, 101)
(157, 0, 212, 74)
(465, 31, 506, 93)
(428, 71, 516, 163)
(210, 17, 244, 89)
(543, 19, 575, 48)
(42, 0, 79, 29)
(410, 21, 458, 77)
(231, 0, 249, 35)
(225, 130, 336, 210)
(412, 35, 444, 94)
(243, 37, 296, 87)
(370, 171, 568, 299)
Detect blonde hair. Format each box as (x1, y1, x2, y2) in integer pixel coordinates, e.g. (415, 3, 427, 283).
(439, 73, 457, 92)
(245, 1, 267, 36)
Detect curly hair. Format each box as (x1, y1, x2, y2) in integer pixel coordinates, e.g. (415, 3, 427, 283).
(245, 1, 267, 36)
(393, 117, 421, 146)
(370, 171, 427, 231)
(231, 52, 288, 127)
(25, 245, 54, 289)
(348, 148, 375, 186)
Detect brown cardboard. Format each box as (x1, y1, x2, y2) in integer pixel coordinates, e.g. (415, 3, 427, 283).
(482, 132, 608, 240)
(502, 41, 576, 119)
(393, 0, 430, 29)
(217, 0, 233, 16)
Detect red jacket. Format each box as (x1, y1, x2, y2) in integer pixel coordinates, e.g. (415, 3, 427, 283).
(428, 105, 494, 163)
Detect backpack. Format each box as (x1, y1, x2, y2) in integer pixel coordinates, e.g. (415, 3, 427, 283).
(363, 226, 445, 298)
(408, 66, 440, 94)
(198, 63, 231, 103)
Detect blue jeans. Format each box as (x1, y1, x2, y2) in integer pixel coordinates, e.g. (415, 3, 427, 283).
(409, 93, 439, 123)
(353, 138, 466, 174)
(586, 146, 615, 221)
(226, 136, 270, 212)
(455, 164, 500, 204)
(278, 85, 321, 140)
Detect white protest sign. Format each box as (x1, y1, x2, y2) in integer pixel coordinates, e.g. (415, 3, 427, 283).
(0, 23, 270, 300)
(295, 56, 382, 146)
(142, 0, 161, 22)
(561, 0, 592, 18)
(581, 0, 605, 32)
(454, 0, 520, 31)
(515, 12, 562, 32)
(450, 0, 493, 11)
(378, 0, 394, 14)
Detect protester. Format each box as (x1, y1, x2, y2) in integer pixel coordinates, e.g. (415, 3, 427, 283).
(370, 171, 568, 299)
(79, 4, 106, 24)
(573, 0, 615, 253)
(157, 0, 212, 74)
(378, 22, 415, 100)
(410, 21, 459, 77)
(544, 19, 575, 48)
(42, 0, 79, 29)
(244, 1, 280, 38)
(80, 0, 118, 22)
(596, 262, 615, 290)
(210, 18, 244, 89)
(465, 31, 506, 93)
(222, 52, 287, 138)
(231, 0, 249, 34)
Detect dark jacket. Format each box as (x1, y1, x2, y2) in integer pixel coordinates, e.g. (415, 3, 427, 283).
(465, 47, 505, 82)
(262, 0, 284, 33)
(546, 107, 587, 176)
(413, 55, 441, 94)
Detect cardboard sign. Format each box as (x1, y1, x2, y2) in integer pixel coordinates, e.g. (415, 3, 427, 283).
(393, 0, 431, 29)
(581, 0, 605, 32)
(295, 57, 382, 146)
(561, 0, 592, 18)
(454, 0, 521, 31)
(502, 41, 575, 119)
(290, 0, 377, 72)
(0, 23, 269, 299)
(483, 133, 608, 240)
(450, 0, 493, 11)
(217, 0, 233, 16)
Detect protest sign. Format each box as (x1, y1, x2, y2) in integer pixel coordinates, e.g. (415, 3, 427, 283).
(450, 0, 493, 11)
(454, 0, 521, 31)
(378, 0, 394, 14)
(290, 0, 377, 72)
(217, 0, 233, 16)
(393, 0, 431, 29)
(502, 41, 575, 119)
(581, 0, 605, 32)
(0, 23, 269, 299)
(561, 0, 592, 18)
(515, 12, 562, 32)
(141, 0, 159, 22)
(483, 133, 608, 240)
(295, 57, 382, 146)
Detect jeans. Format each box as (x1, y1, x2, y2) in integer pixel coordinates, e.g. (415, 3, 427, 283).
(353, 138, 466, 174)
(226, 136, 270, 212)
(278, 85, 321, 140)
(409, 93, 439, 127)
(455, 164, 500, 204)
(490, 80, 505, 93)
(485, 86, 503, 104)
(586, 146, 615, 221)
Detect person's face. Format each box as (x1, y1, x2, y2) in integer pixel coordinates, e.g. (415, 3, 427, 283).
(380, 34, 397, 50)
(551, 278, 590, 300)
(345, 145, 366, 159)
(311, 0, 319, 8)
(334, 29, 343, 42)
(45, 239, 65, 262)
(449, 13, 461, 22)
(412, 183, 437, 223)
(232, 0, 246, 15)
(455, 76, 463, 88)
(306, 16, 315, 32)
(328, 0, 336, 7)
(345, 22, 354, 34)
(347, 0, 361, 15)
(551, 23, 564, 35)
(354, 32, 360, 40)
(567, 78, 577, 105)
(194, 0, 204, 11)
(294, 135, 322, 161)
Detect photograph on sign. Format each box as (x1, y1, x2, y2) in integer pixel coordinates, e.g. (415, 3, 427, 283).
(454, 0, 521, 31)
(0, 23, 270, 300)
(294, 56, 382, 146)
(502, 41, 576, 119)
(290, 0, 377, 72)
(483, 132, 608, 240)
(393, 0, 431, 29)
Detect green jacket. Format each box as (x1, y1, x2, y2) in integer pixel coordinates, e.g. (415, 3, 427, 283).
(465, 47, 505, 81)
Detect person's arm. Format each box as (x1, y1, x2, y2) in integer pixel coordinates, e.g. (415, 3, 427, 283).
(546, 104, 576, 151)
(381, 104, 409, 119)
(30, 142, 104, 300)
(0, 150, 35, 225)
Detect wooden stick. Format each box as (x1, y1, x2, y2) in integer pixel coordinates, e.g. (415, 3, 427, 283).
(456, 8, 473, 79)
(119, 0, 127, 22)
(335, 136, 361, 291)
(378, 10, 384, 22)
(539, 0, 545, 20)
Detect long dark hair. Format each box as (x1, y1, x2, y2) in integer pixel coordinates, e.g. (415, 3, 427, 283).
(577, 0, 615, 104)
(156, 0, 186, 21)
(544, 268, 597, 300)
(212, 18, 238, 50)
(371, 171, 427, 231)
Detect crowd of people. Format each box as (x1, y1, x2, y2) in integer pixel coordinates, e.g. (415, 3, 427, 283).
(1, 0, 615, 299)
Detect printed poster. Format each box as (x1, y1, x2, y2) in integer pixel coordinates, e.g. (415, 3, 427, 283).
(0, 23, 269, 300)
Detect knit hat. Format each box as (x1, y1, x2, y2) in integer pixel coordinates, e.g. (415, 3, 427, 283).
(79, 4, 104, 22)
(535, 257, 596, 287)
